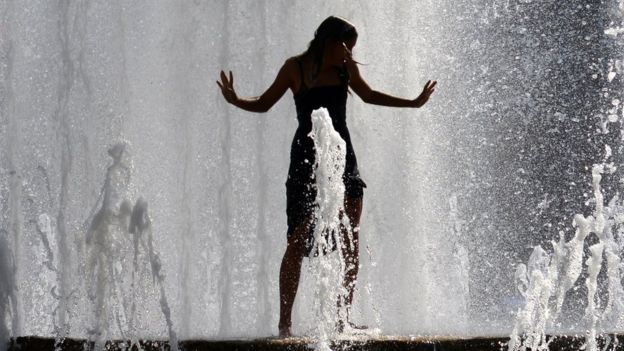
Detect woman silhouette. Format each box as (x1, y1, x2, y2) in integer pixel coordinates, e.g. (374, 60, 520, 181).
(217, 16, 436, 337)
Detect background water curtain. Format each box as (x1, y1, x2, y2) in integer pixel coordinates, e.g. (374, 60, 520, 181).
(2, 0, 624, 345)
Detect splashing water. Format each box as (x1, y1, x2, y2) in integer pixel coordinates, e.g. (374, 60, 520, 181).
(128, 198, 178, 351)
(83, 142, 133, 348)
(83, 143, 177, 350)
(509, 158, 624, 351)
(0, 235, 17, 351)
(306, 107, 350, 349)
(3, 1, 624, 346)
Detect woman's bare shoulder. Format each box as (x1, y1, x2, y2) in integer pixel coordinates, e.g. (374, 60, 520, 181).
(284, 55, 305, 68)
(276, 56, 303, 89)
(281, 55, 307, 78)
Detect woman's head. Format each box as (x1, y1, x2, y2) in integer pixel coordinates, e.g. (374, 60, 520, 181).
(304, 16, 358, 70)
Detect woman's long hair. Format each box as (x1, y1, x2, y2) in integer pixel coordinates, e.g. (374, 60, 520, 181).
(301, 16, 358, 81)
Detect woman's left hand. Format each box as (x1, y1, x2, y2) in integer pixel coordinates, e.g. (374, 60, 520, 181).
(216, 70, 238, 105)
(413, 80, 437, 108)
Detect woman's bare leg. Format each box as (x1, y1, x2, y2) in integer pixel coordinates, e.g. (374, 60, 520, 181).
(339, 195, 363, 327)
(278, 219, 311, 337)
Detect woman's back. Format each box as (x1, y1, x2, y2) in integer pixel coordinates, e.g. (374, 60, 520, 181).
(292, 56, 349, 129)
(288, 55, 357, 182)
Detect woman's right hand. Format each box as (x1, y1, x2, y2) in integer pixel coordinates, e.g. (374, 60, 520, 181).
(216, 70, 238, 104)
(412, 80, 437, 108)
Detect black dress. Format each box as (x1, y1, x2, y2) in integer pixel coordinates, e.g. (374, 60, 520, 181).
(286, 59, 367, 257)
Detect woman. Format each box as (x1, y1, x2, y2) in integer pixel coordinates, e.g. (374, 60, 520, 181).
(217, 16, 436, 337)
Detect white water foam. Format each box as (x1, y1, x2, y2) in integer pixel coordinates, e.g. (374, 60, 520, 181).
(509, 157, 624, 351)
(307, 107, 350, 350)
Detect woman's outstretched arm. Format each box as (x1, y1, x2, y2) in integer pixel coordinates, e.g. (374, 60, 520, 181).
(217, 59, 293, 113)
(346, 58, 436, 108)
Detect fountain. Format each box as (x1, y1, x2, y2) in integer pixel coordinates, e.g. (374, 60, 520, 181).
(1, 1, 624, 350)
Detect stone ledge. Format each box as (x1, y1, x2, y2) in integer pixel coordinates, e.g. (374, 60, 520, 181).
(7, 335, 624, 350)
